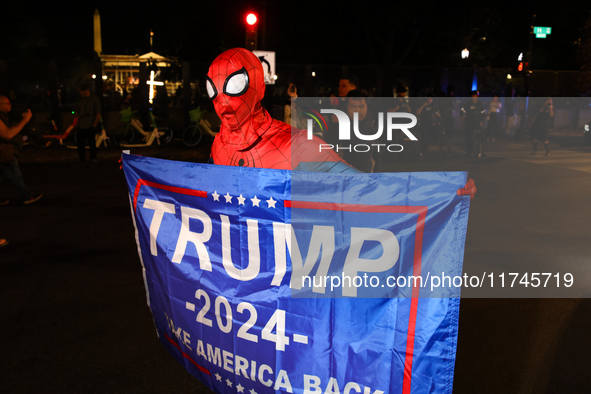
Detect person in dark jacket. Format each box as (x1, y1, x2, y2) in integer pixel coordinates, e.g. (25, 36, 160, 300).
(461, 91, 485, 157)
(530, 98, 554, 156)
(343, 90, 380, 173)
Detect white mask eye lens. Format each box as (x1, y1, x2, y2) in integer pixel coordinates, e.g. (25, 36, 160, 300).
(224, 69, 249, 96)
(206, 79, 217, 99)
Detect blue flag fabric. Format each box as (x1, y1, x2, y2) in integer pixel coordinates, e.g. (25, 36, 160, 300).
(123, 154, 470, 394)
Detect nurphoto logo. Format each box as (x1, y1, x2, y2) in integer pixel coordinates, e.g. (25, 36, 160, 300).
(305, 108, 418, 153)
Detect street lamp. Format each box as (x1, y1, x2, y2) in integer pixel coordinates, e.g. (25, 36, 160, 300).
(461, 48, 469, 59)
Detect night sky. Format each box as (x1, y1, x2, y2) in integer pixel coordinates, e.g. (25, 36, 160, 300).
(1, 1, 589, 69)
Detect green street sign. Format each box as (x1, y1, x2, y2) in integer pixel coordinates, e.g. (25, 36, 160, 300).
(534, 26, 552, 38)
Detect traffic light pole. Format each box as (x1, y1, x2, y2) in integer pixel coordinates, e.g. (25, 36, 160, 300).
(525, 14, 535, 95)
(516, 14, 535, 139)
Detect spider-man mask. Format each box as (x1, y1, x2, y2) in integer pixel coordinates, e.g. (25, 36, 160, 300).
(206, 48, 268, 139)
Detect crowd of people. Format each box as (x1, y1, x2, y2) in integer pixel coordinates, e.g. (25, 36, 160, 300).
(0, 65, 556, 247)
(284, 76, 556, 171)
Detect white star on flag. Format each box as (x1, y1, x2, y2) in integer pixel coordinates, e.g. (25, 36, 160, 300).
(266, 196, 277, 209)
(212, 191, 220, 201)
(237, 194, 246, 205)
(251, 195, 261, 207)
(249, 388, 258, 394)
(236, 383, 245, 393)
(224, 193, 233, 203)
(215, 373, 222, 381)
(226, 378, 233, 387)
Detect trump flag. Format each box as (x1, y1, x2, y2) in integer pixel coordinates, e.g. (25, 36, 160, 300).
(123, 154, 470, 394)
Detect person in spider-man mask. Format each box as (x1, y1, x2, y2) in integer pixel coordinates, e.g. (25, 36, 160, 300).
(206, 48, 476, 198)
(207, 47, 355, 172)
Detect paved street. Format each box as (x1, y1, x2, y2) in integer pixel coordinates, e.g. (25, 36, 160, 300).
(2, 131, 590, 393)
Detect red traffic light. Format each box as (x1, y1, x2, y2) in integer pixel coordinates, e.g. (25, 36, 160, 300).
(518, 62, 523, 71)
(245, 12, 258, 50)
(246, 13, 258, 26)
